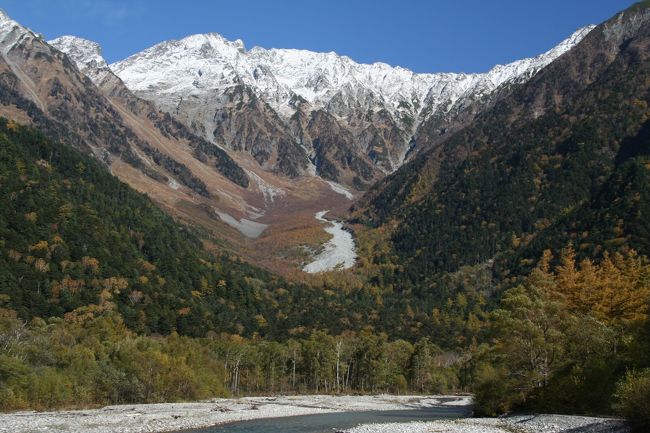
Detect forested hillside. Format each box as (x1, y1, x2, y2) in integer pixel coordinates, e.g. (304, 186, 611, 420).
(0, 118, 478, 344)
(354, 2, 650, 284)
(344, 4, 650, 428)
(0, 116, 519, 415)
(0, 118, 358, 338)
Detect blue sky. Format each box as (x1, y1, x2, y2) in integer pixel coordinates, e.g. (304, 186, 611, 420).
(2, 0, 637, 73)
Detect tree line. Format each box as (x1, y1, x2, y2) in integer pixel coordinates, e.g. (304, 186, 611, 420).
(0, 301, 461, 410)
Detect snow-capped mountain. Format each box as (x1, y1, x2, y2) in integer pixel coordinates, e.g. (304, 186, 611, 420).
(0, 7, 250, 215)
(104, 26, 593, 186)
(42, 20, 592, 187)
(49, 35, 112, 86)
(112, 26, 592, 130)
(111, 32, 436, 125)
(0, 8, 35, 54)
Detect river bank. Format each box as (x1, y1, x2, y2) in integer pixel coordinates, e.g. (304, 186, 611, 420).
(0, 395, 470, 433)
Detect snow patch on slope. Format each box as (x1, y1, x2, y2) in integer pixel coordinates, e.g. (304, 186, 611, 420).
(167, 178, 180, 190)
(246, 169, 285, 204)
(215, 210, 268, 238)
(326, 181, 354, 200)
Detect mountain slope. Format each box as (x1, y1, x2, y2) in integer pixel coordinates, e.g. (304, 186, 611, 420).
(0, 10, 248, 191)
(0, 119, 267, 336)
(48, 35, 366, 274)
(110, 26, 593, 187)
(0, 118, 491, 343)
(47, 34, 250, 189)
(0, 119, 382, 338)
(353, 3, 650, 282)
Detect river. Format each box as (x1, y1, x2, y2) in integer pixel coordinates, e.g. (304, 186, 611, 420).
(179, 406, 471, 433)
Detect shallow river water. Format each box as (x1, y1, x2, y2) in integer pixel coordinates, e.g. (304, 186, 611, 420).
(179, 406, 471, 433)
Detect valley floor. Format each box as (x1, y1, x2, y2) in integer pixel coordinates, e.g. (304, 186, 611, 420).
(0, 395, 628, 433)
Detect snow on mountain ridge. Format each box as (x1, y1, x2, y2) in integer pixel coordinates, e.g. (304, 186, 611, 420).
(112, 33, 431, 123)
(418, 25, 596, 118)
(49, 36, 112, 85)
(110, 25, 594, 131)
(47, 23, 594, 180)
(0, 9, 18, 34)
(0, 8, 38, 55)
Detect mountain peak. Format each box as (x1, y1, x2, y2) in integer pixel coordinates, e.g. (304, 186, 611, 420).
(49, 35, 111, 85)
(0, 8, 41, 57)
(168, 32, 247, 56)
(0, 9, 33, 34)
(49, 35, 105, 64)
(0, 9, 27, 37)
(0, 9, 19, 30)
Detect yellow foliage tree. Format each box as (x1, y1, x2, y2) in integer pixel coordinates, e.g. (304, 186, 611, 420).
(539, 248, 650, 330)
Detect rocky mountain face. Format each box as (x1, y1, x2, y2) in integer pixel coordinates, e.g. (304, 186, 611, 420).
(0, 10, 248, 193)
(353, 3, 650, 281)
(47, 34, 250, 189)
(46, 35, 112, 86)
(109, 27, 593, 188)
(0, 10, 132, 163)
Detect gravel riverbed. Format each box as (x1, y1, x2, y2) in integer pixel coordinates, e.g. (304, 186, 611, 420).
(342, 413, 629, 433)
(0, 395, 628, 433)
(0, 394, 469, 433)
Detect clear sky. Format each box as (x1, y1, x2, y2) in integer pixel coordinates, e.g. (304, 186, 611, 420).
(2, 0, 638, 73)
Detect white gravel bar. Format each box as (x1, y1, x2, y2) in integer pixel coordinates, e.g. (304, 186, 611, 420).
(0, 394, 470, 433)
(303, 210, 357, 273)
(343, 413, 629, 433)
